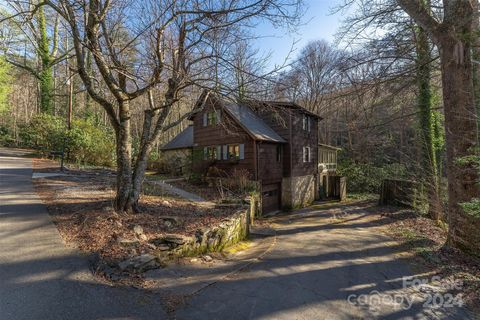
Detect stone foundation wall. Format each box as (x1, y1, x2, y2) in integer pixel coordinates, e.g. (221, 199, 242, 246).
(150, 206, 249, 257)
(282, 175, 316, 209)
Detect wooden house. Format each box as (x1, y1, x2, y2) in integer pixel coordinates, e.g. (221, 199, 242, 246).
(162, 92, 342, 213)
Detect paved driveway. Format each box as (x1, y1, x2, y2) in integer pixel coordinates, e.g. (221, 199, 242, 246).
(0, 148, 473, 320)
(175, 203, 473, 319)
(0, 149, 167, 320)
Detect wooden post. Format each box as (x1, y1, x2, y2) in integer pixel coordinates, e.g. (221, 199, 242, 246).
(339, 177, 347, 201)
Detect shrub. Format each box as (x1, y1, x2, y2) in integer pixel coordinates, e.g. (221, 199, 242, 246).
(458, 153, 480, 218)
(337, 160, 408, 193)
(148, 151, 190, 176)
(65, 119, 115, 166)
(18, 114, 115, 167)
(19, 114, 65, 152)
(209, 168, 258, 198)
(0, 125, 15, 147)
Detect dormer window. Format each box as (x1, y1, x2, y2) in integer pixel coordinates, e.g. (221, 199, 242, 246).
(203, 110, 221, 126)
(302, 114, 311, 132)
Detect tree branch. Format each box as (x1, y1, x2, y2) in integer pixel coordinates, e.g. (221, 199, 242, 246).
(397, 0, 443, 44)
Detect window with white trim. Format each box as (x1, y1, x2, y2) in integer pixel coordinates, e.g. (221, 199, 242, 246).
(303, 146, 311, 162)
(302, 114, 311, 132)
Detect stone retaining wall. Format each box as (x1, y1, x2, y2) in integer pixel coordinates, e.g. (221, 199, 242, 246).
(150, 205, 250, 257)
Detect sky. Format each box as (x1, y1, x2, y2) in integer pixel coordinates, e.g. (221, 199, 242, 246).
(252, 0, 344, 69)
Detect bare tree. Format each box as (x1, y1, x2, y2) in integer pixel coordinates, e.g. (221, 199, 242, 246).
(41, 0, 302, 213)
(273, 40, 343, 112)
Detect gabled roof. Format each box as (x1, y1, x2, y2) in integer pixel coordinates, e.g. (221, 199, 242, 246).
(223, 103, 286, 143)
(187, 92, 286, 143)
(161, 125, 193, 150)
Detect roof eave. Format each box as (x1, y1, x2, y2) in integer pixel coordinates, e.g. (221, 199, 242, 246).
(161, 146, 193, 151)
(318, 143, 342, 151)
(256, 138, 287, 143)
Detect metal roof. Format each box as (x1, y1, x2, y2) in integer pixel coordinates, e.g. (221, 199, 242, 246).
(318, 143, 342, 151)
(223, 103, 286, 143)
(160, 126, 194, 150)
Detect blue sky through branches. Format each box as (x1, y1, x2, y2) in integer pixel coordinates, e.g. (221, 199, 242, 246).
(252, 0, 342, 68)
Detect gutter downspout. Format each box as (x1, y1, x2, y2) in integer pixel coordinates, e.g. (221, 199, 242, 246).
(289, 112, 293, 207)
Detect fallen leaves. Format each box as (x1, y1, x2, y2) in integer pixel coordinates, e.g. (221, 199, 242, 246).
(32, 159, 240, 286)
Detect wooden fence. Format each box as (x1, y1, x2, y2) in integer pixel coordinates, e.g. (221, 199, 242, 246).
(379, 179, 419, 207)
(321, 175, 347, 201)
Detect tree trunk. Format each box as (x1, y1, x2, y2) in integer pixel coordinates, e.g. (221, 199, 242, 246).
(84, 51, 94, 118)
(128, 144, 152, 212)
(473, 0, 480, 140)
(439, 36, 480, 254)
(114, 100, 134, 212)
(38, 66, 54, 114)
(38, 5, 54, 114)
(415, 22, 442, 220)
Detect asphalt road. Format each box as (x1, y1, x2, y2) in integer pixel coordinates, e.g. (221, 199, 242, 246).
(0, 149, 167, 320)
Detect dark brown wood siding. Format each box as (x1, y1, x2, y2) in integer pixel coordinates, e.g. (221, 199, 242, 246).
(256, 107, 319, 178)
(291, 112, 319, 177)
(191, 98, 318, 182)
(192, 100, 256, 179)
(255, 108, 292, 177)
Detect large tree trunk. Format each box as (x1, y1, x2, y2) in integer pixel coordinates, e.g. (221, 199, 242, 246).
(398, 0, 480, 256)
(473, 0, 480, 140)
(38, 5, 54, 115)
(114, 100, 134, 212)
(439, 36, 480, 255)
(415, 23, 442, 220)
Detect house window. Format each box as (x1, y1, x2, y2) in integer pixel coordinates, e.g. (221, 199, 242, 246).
(222, 144, 245, 160)
(203, 146, 221, 160)
(302, 114, 311, 132)
(207, 112, 217, 125)
(303, 146, 311, 163)
(228, 144, 240, 160)
(203, 110, 221, 126)
(276, 145, 282, 162)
